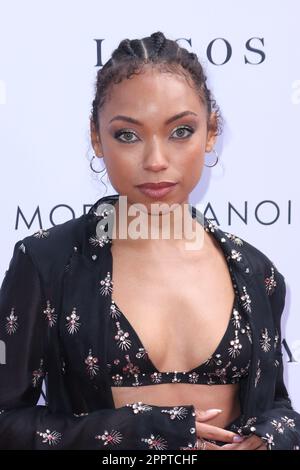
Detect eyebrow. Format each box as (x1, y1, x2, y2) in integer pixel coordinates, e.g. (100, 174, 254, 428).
(108, 110, 198, 126)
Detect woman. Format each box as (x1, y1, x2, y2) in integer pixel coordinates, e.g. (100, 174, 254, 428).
(0, 31, 299, 450)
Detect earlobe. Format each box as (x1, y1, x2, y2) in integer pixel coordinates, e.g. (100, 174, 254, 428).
(205, 135, 217, 154)
(90, 120, 103, 156)
(205, 113, 218, 153)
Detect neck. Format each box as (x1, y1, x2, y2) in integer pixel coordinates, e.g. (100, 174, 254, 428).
(110, 196, 205, 252)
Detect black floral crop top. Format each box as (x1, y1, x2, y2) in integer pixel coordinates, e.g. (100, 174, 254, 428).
(105, 272, 252, 387)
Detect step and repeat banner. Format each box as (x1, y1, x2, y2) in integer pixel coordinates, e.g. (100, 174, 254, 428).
(0, 0, 299, 410)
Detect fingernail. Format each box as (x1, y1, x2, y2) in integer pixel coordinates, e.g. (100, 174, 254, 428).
(233, 435, 244, 442)
(207, 408, 223, 414)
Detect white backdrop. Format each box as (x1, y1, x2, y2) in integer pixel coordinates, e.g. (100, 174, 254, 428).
(0, 0, 299, 410)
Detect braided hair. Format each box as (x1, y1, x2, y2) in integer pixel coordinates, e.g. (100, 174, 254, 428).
(91, 31, 222, 136)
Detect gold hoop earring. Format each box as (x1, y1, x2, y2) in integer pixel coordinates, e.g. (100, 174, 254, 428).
(204, 148, 219, 168)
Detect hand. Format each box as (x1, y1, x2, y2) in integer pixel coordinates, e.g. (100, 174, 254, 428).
(195, 409, 246, 450)
(220, 434, 268, 450)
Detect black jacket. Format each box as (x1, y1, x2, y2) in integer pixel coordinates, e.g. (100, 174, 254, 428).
(0, 193, 299, 450)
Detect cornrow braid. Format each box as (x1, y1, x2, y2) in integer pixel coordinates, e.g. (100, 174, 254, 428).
(90, 31, 223, 136)
(120, 39, 137, 57)
(150, 31, 166, 57)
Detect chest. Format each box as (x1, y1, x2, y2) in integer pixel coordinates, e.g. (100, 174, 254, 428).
(110, 242, 236, 372)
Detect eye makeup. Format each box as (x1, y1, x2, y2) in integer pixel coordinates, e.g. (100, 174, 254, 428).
(113, 123, 197, 144)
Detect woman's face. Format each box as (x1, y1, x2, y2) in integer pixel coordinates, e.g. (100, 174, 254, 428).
(91, 66, 217, 210)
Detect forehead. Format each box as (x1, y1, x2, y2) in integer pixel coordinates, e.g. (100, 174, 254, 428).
(101, 67, 206, 120)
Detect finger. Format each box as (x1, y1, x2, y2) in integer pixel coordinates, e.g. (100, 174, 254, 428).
(205, 441, 223, 451)
(195, 409, 223, 422)
(222, 442, 255, 450)
(221, 436, 262, 450)
(196, 421, 245, 443)
(256, 443, 268, 451)
(197, 439, 223, 451)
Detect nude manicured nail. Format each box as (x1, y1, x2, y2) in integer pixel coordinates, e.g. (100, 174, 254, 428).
(207, 409, 223, 413)
(233, 435, 244, 442)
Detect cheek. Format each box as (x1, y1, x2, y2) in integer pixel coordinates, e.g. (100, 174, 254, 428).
(180, 135, 206, 166)
(104, 154, 136, 188)
(180, 150, 204, 178)
(176, 151, 205, 192)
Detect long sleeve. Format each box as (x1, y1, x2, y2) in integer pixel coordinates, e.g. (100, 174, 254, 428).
(242, 263, 300, 450)
(0, 239, 197, 450)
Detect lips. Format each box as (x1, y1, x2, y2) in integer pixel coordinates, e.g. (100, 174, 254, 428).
(136, 182, 177, 189)
(136, 182, 178, 199)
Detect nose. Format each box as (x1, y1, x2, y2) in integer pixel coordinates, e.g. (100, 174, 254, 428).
(142, 141, 169, 172)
